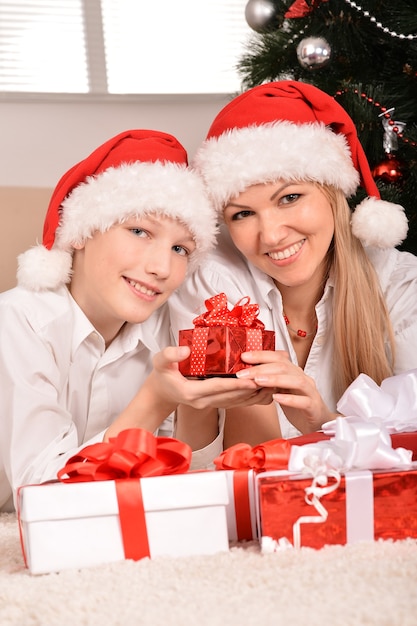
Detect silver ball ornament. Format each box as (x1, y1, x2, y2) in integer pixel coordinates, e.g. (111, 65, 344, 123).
(296, 36, 332, 70)
(245, 0, 277, 33)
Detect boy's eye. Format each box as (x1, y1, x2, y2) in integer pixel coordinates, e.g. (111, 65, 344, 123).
(231, 209, 254, 221)
(130, 228, 147, 237)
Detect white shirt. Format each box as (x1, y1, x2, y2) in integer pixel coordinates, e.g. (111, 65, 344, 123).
(0, 285, 173, 512)
(170, 226, 417, 446)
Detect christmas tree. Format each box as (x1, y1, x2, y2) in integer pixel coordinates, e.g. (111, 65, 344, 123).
(239, 0, 417, 255)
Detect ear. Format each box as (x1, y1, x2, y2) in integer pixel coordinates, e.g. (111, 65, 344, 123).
(72, 240, 86, 251)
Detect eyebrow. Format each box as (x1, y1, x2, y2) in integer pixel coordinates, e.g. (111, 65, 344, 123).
(225, 182, 295, 210)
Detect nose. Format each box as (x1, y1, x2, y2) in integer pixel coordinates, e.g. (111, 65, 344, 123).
(258, 209, 289, 247)
(144, 245, 172, 278)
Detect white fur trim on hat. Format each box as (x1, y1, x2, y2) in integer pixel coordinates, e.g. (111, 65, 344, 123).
(351, 197, 408, 249)
(17, 161, 217, 290)
(193, 121, 360, 213)
(57, 161, 216, 263)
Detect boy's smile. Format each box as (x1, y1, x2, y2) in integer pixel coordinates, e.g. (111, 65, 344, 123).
(69, 214, 195, 345)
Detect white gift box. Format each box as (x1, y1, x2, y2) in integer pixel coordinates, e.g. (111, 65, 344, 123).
(18, 471, 230, 575)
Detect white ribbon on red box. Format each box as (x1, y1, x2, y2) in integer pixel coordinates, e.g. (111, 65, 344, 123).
(291, 416, 412, 472)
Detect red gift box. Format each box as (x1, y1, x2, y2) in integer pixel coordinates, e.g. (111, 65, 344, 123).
(178, 293, 275, 377)
(215, 438, 293, 541)
(257, 466, 417, 550)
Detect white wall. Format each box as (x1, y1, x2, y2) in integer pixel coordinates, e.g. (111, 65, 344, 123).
(0, 95, 232, 188)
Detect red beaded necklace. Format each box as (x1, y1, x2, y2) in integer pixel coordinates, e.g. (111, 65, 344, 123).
(283, 313, 317, 338)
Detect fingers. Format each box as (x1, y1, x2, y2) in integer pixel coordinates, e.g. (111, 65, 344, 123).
(240, 350, 289, 364)
(175, 375, 274, 410)
(153, 345, 190, 369)
(272, 391, 313, 410)
(236, 358, 295, 383)
(237, 365, 304, 389)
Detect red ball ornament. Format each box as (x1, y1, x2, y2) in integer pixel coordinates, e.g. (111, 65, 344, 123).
(372, 154, 407, 184)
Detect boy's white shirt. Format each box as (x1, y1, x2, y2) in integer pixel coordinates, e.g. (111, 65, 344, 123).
(0, 285, 209, 512)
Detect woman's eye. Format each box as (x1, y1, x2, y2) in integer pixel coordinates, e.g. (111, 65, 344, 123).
(280, 193, 300, 205)
(231, 209, 254, 221)
(172, 245, 189, 257)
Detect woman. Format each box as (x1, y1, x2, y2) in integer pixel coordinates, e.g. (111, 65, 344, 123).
(169, 81, 417, 452)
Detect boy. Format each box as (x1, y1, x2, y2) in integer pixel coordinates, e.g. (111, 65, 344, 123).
(0, 129, 269, 511)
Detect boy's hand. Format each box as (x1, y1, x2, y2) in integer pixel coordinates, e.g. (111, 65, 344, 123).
(151, 346, 274, 409)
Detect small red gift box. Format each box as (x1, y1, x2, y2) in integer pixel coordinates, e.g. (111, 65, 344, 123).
(256, 466, 417, 550)
(178, 293, 275, 377)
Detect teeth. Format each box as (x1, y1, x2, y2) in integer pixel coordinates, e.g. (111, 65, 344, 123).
(269, 240, 304, 261)
(127, 279, 156, 296)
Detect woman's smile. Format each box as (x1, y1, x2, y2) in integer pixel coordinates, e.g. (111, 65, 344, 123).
(267, 239, 306, 261)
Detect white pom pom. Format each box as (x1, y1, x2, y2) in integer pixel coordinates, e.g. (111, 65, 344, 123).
(351, 197, 408, 249)
(17, 246, 73, 291)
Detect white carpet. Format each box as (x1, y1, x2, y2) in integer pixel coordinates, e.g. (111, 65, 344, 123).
(1, 512, 417, 626)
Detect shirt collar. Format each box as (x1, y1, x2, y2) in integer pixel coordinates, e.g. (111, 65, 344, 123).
(67, 288, 164, 356)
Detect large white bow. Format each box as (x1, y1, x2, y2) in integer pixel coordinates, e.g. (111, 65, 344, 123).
(332, 368, 417, 433)
(290, 415, 413, 473)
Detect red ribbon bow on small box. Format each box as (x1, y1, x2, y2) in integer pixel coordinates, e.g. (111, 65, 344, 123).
(179, 293, 275, 377)
(192, 292, 265, 329)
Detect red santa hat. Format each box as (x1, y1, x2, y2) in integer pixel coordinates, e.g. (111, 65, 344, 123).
(193, 80, 407, 249)
(18, 129, 218, 290)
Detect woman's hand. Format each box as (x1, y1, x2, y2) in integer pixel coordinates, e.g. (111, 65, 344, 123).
(236, 350, 335, 433)
(151, 346, 274, 410)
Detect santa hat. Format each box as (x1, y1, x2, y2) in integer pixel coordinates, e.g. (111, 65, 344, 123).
(18, 129, 218, 290)
(193, 80, 408, 249)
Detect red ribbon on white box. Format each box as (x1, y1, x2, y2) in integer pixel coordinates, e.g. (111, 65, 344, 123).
(56, 429, 192, 561)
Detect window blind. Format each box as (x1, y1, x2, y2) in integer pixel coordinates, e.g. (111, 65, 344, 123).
(0, 0, 251, 95)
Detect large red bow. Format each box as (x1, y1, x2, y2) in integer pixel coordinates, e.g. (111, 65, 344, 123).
(57, 428, 192, 483)
(214, 438, 292, 472)
(193, 293, 265, 329)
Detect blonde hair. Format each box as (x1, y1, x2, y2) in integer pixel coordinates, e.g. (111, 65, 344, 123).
(322, 185, 395, 397)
